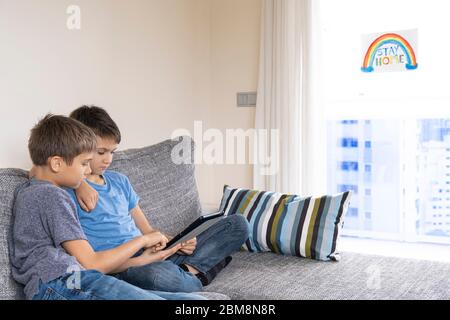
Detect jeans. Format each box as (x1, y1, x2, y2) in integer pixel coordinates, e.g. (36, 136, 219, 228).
(32, 270, 206, 300)
(114, 214, 250, 293)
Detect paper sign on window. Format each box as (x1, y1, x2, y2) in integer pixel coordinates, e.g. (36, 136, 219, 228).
(361, 29, 418, 73)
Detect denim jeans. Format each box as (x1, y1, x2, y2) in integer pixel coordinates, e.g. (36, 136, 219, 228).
(113, 214, 250, 293)
(32, 270, 206, 300)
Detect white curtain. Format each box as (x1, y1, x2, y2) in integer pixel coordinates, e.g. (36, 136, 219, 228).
(253, 0, 310, 194)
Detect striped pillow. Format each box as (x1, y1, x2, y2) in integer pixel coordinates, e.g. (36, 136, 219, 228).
(219, 186, 352, 261)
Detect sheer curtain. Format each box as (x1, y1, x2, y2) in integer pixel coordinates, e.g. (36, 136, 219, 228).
(253, 0, 311, 194)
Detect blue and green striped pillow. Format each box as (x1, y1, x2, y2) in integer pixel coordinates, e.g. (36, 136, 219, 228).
(219, 186, 352, 261)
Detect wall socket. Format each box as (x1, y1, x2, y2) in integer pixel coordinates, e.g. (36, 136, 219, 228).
(237, 92, 257, 107)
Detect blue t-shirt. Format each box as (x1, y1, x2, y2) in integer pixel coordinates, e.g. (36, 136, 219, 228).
(66, 170, 142, 251)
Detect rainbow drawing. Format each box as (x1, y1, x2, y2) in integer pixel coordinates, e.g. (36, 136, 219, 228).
(361, 33, 418, 72)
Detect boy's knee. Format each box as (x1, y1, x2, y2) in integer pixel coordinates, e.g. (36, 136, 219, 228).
(226, 214, 250, 242)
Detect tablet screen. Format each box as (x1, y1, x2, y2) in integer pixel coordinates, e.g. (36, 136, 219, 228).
(166, 211, 225, 249)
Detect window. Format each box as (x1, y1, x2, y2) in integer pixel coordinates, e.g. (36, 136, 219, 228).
(312, 0, 450, 244)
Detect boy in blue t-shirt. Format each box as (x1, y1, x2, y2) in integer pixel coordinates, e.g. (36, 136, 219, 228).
(11, 114, 204, 300)
(68, 105, 250, 292)
(67, 170, 142, 252)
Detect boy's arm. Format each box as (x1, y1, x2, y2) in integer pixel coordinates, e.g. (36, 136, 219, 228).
(109, 244, 182, 274)
(75, 180, 99, 212)
(62, 231, 168, 274)
(130, 205, 197, 255)
(131, 205, 156, 234)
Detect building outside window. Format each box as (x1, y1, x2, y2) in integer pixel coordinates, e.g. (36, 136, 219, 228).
(312, 0, 450, 244)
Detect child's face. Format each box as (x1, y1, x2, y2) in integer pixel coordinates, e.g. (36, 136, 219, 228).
(90, 136, 118, 175)
(59, 152, 94, 188)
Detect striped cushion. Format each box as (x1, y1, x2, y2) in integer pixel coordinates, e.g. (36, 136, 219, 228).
(219, 186, 352, 261)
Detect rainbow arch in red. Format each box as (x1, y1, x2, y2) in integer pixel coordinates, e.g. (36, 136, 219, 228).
(361, 33, 418, 72)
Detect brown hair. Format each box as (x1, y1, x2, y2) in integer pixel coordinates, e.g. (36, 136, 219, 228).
(69, 105, 121, 143)
(28, 114, 97, 165)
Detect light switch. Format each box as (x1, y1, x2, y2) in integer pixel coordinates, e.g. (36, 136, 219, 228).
(237, 92, 257, 107)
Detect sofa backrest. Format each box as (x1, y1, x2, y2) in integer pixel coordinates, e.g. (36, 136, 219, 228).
(0, 169, 28, 299)
(0, 136, 202, 299)
(108, 136, 202, 236)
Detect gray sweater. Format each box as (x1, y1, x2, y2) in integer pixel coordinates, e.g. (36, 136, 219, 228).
(9, 179, 87, 300)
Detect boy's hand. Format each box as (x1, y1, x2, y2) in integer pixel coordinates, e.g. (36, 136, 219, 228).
(142, 231, 168, 250)
(139, 244, 182, 265)
(75, 180, 99, 212)
(178, 237, 197, 256)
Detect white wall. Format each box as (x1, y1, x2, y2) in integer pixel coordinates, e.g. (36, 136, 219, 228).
(0, 0, 261, 207)
(207, 0, 261, 206)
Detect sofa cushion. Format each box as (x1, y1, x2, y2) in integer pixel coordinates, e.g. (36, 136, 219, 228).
(219, 185, 351, 261)
(204, 251, 450, 300)
(194, 291, 230, 300)
(108, 136, 202, 237)
(0, 169, 28, 300)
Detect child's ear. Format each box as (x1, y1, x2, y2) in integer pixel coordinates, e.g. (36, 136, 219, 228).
(48, 156, 63, 173)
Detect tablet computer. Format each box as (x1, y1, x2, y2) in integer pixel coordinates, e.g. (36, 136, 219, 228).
(166, 211, 225, 249)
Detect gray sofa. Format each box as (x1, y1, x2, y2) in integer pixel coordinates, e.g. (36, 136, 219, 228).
(1, 137, 449, 300)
